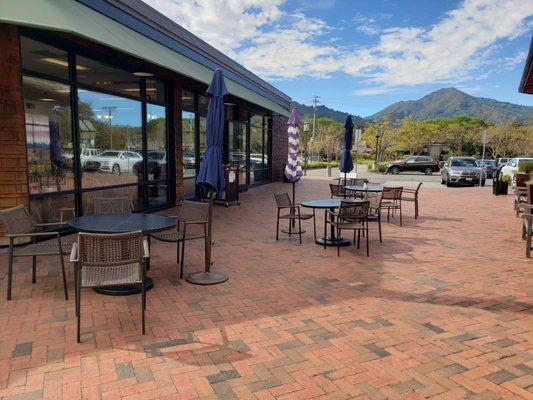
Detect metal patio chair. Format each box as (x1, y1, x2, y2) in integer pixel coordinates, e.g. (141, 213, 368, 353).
(325, 200, 370, 257)
(93, 197, 133, 214)
(329, 183, 345, 199)
(150, 200, 209, 278)
(0, 205, 71, 300)
(366, 192, 383, 243)
(380, 187, 404, 226)
(274, 192, 315, 244)
(521, 182, 533, 258)
(401, 182, 422, 219)
(70, 231, 149, 342)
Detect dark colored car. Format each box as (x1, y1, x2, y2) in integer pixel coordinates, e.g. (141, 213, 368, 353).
(478, 159, 496, 178)
(386, 156, 440, 175)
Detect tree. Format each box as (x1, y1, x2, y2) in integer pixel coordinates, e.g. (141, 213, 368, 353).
(310, 118, 343, 162)
(362, 118, 398, 161)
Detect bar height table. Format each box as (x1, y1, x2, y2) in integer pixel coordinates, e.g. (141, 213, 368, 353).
(68, 213, 177, 295)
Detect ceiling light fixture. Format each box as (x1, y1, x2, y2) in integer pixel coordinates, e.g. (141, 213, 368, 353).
(39, 98, 56, 102)
(133, 71, 154, 77)
(40, 57, 88, 70)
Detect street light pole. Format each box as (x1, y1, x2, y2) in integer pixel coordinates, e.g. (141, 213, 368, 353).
(374, 128, 381, 169)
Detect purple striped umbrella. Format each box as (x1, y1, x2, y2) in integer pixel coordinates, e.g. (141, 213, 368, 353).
(284, 108, 303, 203)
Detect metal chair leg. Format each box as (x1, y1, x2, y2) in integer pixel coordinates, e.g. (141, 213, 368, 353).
(276, 209, 280, 241)
(400, 204, 403, 227)
(141, 278, 146, 335)
(7, 243, 13, 300)
(313, 210, 316, 239)
(76, 268, 81, 343)
(337, 228, 340, 257)
(298, 216, 302, 244)
(323, 212, 327, 250)
(58, 239, 68, 300)
(378, 214, 382, 243)
(180, 239, 186, 279)
(32, 256, 36, 284)
(366, 224, 369, 257)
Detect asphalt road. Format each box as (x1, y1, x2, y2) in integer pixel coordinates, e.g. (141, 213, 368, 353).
(304, 164, 491, 189)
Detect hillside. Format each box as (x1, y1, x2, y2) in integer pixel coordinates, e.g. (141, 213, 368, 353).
(367, 88, 533, 123)
(291, 101, 365, 126)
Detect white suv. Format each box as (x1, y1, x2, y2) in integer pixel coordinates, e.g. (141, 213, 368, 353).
(86, 150, 142, 174)
(500, 157, 533, 182)
(80, 148, 100, 167)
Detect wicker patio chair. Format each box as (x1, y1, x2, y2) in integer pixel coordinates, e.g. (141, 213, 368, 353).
(521, 182, 533, 258)
(150, 200, 209, 278)
(70, 231, 149, 342)
(0, 205, 71, 300)
(329, 183, 345, 199)
(93, 197, 133, 214)
(274, 192, 315, 244)
(401, 182, 422, 219)
(325, 200, 370, 257)
(380, 187, 404, 226)
(366, 192, 383, 243)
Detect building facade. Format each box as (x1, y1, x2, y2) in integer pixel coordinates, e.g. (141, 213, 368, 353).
(0, 0, 291, 238)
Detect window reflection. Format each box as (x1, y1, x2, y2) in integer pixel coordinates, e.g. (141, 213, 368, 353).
(23, 76, 74, 194)
(21, 37, 69, 80)
(229, 122, 247, 185)
(182, 111, 196, 179)
(78, 90, 142, 188)
(182, 89, 194, 112)
(146, 104, 167, 181)
(145, 79, 166, 103)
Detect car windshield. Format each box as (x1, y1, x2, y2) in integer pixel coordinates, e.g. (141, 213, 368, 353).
(148, 152, 164, 160)
(451, 159, 477, 167)
(484, 160, 496, 166)
(98, 151, 120, 157)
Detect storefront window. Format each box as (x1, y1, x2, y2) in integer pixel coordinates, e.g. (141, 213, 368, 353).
(20, 37, 69, 80)
(229, 122, 247, 185)
(78, 90, 142, 189)
(249, 114, 270, 185)
(23, 76, 74, 195)
(146, 104, 167, 181)
(145, 79, 166, 103)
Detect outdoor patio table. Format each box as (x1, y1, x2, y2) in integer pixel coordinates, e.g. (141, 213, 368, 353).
(301, 198, 364, 246)
(344, 184, 384, 194)
(68, 213, 177, 295)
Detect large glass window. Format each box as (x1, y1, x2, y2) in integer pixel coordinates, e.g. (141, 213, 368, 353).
(23, 76, 75, 209)
(78, 90, 142, 189)
(249, 114, 270, 185)
(20, 35, 171, 223)
(229, 122, 247, 186)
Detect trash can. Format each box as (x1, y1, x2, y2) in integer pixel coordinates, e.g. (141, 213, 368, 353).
(214, 164, 240, 207)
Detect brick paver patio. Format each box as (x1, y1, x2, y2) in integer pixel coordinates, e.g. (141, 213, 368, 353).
(0, 178, 531, 399)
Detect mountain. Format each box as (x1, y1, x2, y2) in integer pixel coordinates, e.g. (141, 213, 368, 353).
(367, 88, 533, 124)
(291, 101, 365, 126)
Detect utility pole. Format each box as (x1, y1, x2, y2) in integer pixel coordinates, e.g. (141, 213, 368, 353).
(310, 95, 319, 176)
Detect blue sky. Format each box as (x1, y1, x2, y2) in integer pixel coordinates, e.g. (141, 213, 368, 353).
(145, 0, 533, 117)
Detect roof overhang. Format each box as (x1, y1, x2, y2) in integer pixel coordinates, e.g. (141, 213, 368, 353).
(0, 0, 291, 116)
(519, 36, 533, 95)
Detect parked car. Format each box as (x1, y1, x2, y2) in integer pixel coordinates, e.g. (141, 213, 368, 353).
(500, 157, 533, 182)
(183, 151, 195, 169)
(441, 157, 485, 187)
(386, 156, 440, 175)
(85, 150, 142, 174)
(80, 148, 100, 167)
(132, 151, 167, 180)
(477, 159, 497, 179)
(497, 157, 510, 168)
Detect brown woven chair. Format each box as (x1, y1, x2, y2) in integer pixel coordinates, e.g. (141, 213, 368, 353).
(150, 200, 209, 278)
(93, 197, 133, 214)
(366, 192, 383, 243)
(329, 183, 345, 198)
(380, 187, 403, 226)
(274, 193, 315, 244)
(70, 231, 149, 342)
(0, 205, 71, 300)
(325, 200, 370, 256)
(401, 182, 422, 219)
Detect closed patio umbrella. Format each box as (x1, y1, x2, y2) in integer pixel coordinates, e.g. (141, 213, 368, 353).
(284, 107, 303, 204)
(339, 115, 354, 185)
(186, 69, 228, 285)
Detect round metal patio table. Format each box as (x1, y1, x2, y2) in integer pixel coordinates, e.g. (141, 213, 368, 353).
(68, 213, 177, 296)
(300, 199, 364, 247)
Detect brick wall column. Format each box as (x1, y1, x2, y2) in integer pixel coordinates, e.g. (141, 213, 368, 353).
(0, 24, 28, 224)
(174, 83, 184, 204)
(270, 113, 288, 182)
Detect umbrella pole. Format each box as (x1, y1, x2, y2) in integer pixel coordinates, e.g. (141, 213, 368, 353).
(185, 191, 228, 285)
(291, 181, 296, 227)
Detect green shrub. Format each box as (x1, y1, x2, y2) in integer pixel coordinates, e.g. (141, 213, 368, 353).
(518, 161, 533, 174)
(301, 161, 339, 169)
(366, 161, 388, 173)
(500, 175, 512, 184)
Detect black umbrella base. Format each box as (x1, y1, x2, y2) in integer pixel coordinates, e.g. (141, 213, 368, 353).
(93, 277, 154, 296)
(186, 271, 228, 285)
(316, 236, 351, 247)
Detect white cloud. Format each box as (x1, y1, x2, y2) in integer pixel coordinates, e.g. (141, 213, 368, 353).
(351, 87, 396, 96)
(142, 0, 533, 90)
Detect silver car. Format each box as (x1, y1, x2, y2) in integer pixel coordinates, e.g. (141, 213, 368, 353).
(441, 157, 485, 187)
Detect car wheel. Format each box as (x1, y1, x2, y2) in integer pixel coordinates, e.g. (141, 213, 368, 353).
(424, 167, 433, 175)
(481, 180, 485, 187)
(446, 177, 452, 187)
(112, 164, 121, 174)
(441, 175, 446, 184)
(390, 166, 400, 175)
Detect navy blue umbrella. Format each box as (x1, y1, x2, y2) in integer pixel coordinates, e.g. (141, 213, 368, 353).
(196, 69, 227, 197)
(187, 69, 228, 286)
(339, 115, 354, 185)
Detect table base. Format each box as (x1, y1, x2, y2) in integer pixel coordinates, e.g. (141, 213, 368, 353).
(93, 277, 154, 296)
(186, 272, 229, 285)
(315, 236, 351, 247)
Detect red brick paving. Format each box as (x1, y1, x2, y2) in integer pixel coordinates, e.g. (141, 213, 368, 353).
(0, 178, 531, 399)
